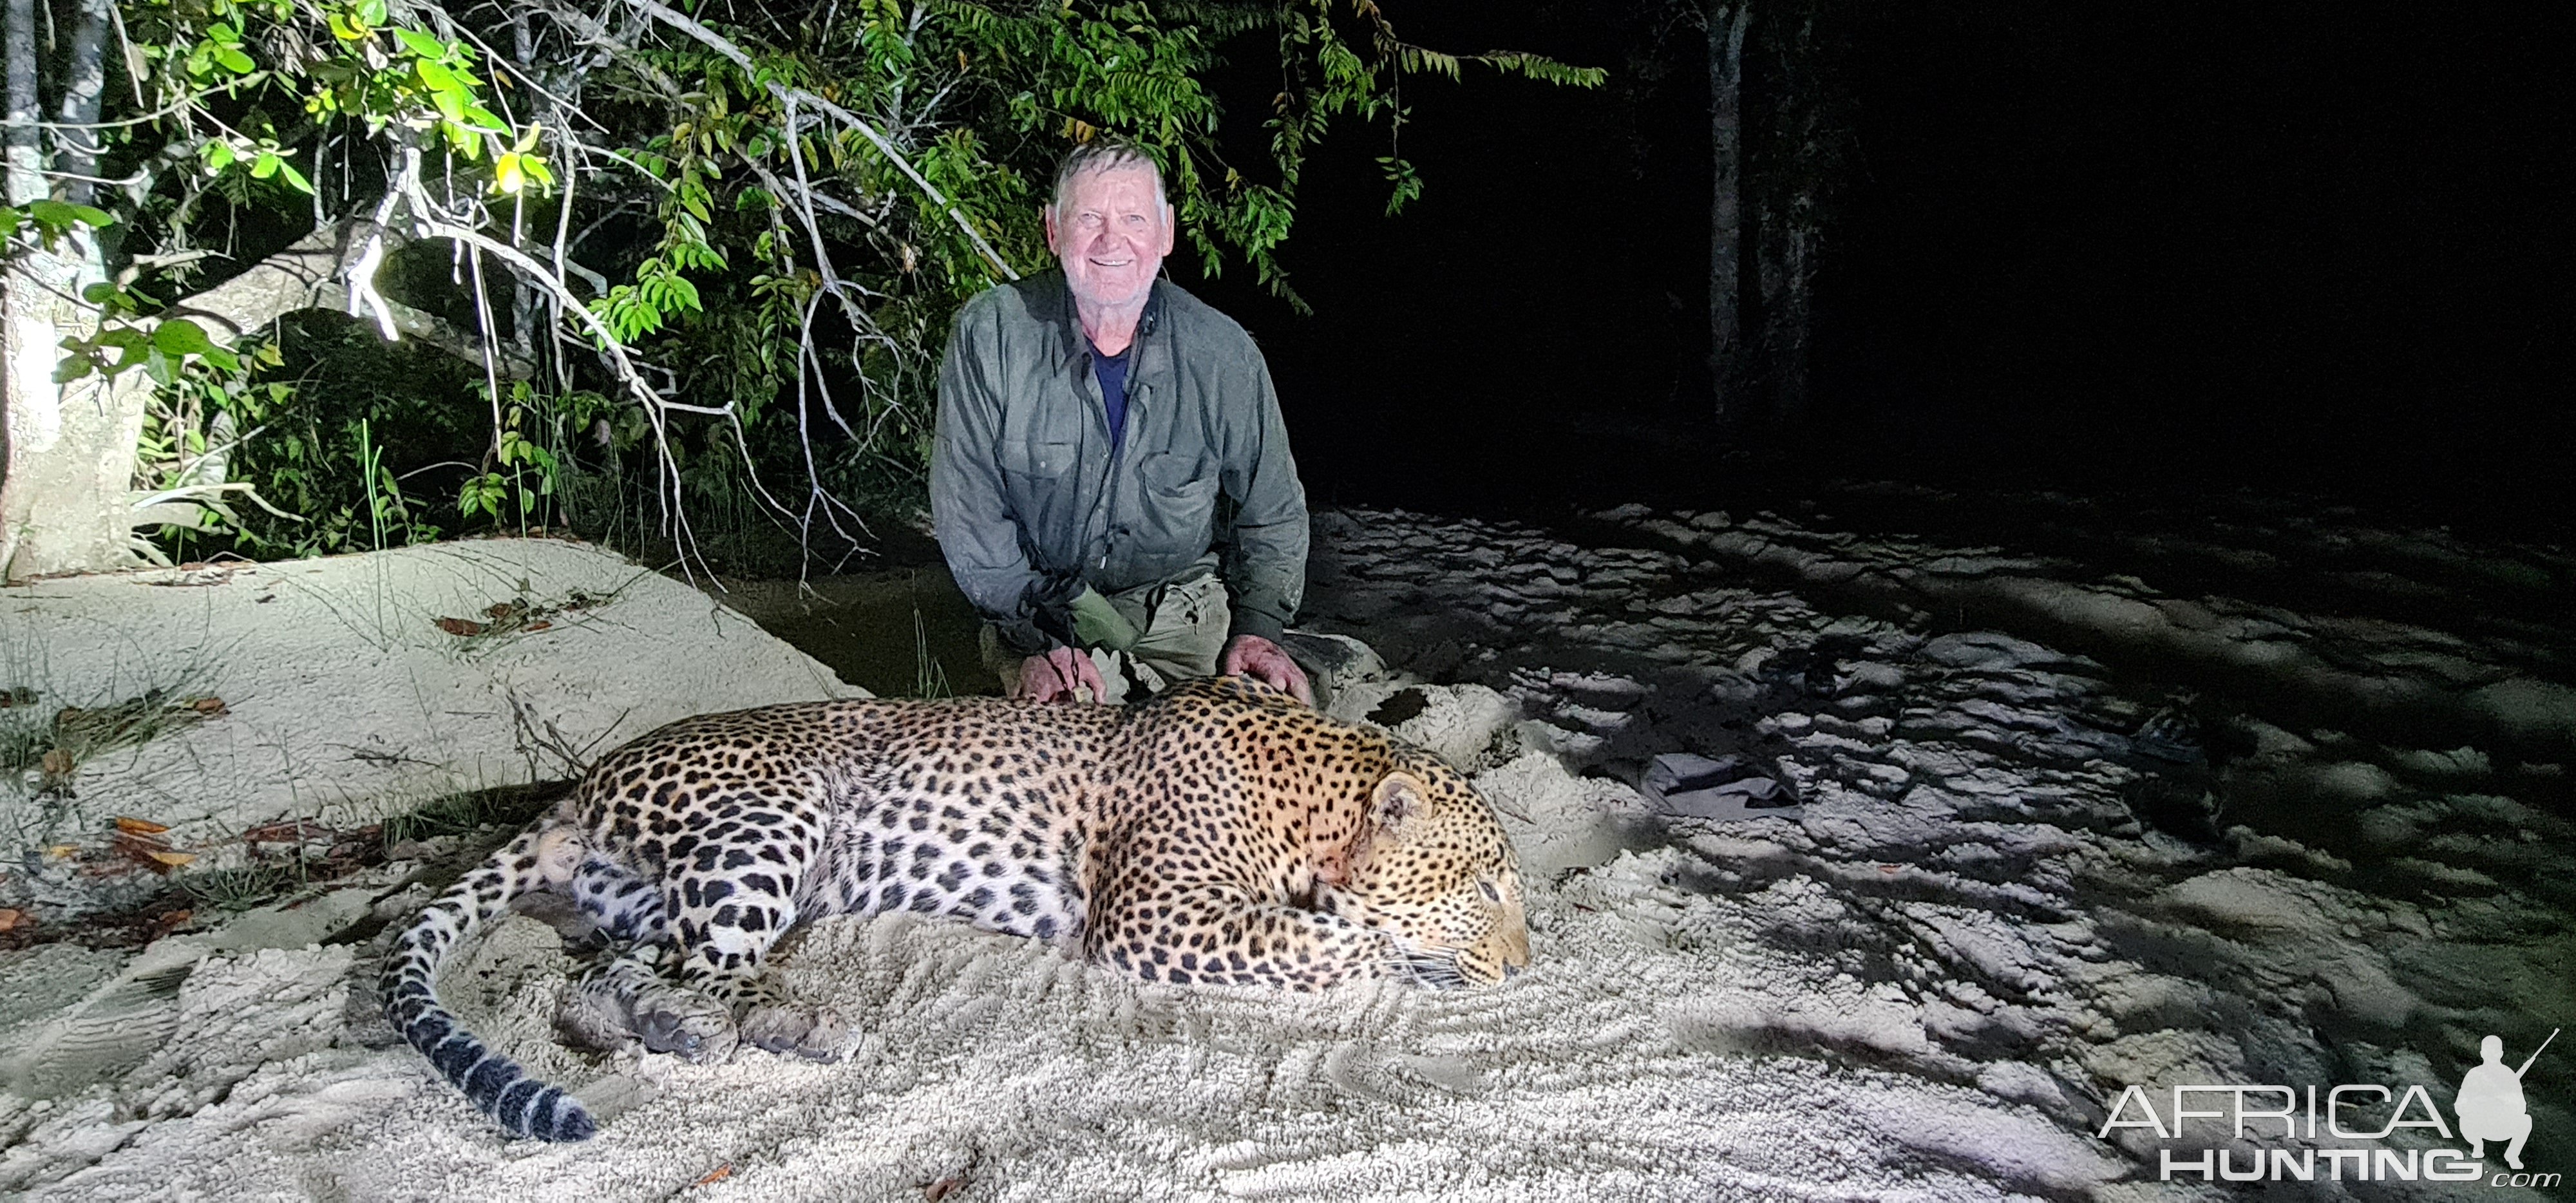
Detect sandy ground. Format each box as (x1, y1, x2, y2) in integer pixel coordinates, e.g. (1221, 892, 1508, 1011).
(0, 505, 2570, 1200)
(0, 538, 857, 918)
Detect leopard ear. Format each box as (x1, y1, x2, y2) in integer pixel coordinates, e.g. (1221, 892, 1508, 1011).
(1317, 773, 1430, 885)
(1368, 771, 1432, 838)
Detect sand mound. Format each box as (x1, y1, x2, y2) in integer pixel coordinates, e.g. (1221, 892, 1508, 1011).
(1, 538, 858, 918)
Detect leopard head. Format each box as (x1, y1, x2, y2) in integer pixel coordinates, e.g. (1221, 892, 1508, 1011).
(1315, 747, 1531, 987)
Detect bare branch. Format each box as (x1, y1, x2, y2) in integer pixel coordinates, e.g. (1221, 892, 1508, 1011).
(389, 146, 727, 576)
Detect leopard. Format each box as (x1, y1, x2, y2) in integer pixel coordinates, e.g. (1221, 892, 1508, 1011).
(380, 677, 1530, 1142)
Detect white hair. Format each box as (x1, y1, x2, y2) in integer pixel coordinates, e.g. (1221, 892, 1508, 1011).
(1050, 139, 1173, 223)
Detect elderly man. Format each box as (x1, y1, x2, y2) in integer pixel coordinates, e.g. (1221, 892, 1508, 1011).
(931, 140, 1313, 705)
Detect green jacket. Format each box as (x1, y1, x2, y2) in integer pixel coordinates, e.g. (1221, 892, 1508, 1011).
(931, 270, 1308, 657)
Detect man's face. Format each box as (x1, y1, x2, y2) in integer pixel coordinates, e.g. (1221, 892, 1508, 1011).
(1045, 166, 1173, 313)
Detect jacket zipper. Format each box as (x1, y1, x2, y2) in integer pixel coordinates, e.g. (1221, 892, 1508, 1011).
(1076, 288, 1159, 576)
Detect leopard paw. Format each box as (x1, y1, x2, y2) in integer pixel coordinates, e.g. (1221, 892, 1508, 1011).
(739, 1003, 848, 1062)
(632, 985, 739, 1064)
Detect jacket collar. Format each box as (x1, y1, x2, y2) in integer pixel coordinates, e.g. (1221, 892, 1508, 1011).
(1047, 269, 1166, 374)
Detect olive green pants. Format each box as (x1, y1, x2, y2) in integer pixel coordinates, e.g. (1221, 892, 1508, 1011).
(980, 571, 1231, 703)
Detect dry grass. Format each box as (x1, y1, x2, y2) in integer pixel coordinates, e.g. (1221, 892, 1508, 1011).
(1, 687, 227, 799)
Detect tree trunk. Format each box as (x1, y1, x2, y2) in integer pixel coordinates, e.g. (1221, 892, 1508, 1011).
(53, 0, 112, 205)
(2, 0, 544, 578)
(1706, 1, 1749, 425)
(4, 213, 530, 578)
(1754, 4, 1823, 431)
(1760, 222, 1812, 426)
(3, 0, 134, 581)
(3, 0, 39, 201)
(2, 242, 139, 581)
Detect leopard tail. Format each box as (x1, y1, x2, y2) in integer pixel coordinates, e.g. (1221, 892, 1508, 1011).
(379, 824, 596, 1142)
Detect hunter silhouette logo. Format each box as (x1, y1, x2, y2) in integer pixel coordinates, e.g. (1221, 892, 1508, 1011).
(2458, 1029, 2553, 1171)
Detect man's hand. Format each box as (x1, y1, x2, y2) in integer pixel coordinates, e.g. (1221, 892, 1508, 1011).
(1012, 647, 1106, 704)
(1220, 634, 1314, 706)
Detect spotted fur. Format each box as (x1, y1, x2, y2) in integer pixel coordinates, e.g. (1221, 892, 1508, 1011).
(382, 677, 1530, 1141)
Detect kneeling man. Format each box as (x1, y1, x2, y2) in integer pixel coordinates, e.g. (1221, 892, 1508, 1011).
(933, 139, 1311, 705)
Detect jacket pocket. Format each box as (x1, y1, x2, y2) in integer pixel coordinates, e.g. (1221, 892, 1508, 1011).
(1144, 472, 1220, 545)
(1003, 440, 1075, 480)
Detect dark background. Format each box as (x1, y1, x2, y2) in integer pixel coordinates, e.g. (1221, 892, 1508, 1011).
(1181, 1, 2573, 536)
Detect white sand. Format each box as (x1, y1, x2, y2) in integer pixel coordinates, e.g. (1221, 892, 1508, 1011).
(10, 747, 2125, 1201)
(1, 504, 2569, 1200)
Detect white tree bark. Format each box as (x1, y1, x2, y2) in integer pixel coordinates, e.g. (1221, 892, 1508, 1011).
(3, 0, 39, 199)
(2, 270, 133, 582)
(3, 213, 137, 582)
(3, 0, 131, 580)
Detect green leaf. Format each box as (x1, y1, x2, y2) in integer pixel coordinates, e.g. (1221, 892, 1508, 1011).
(359, 0, 388, 26)
(275, 160, 314, 194)
(250, 151, 280, 179)
(153, 318, 216, 356)
(395, 28, 446, 59)
(204, 141, 237, 171)
(202, 346, 243, 374)
(214, 46, 256, 74)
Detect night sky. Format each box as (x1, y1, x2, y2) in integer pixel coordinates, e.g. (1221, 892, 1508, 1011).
(1182, 1, 2574, 535)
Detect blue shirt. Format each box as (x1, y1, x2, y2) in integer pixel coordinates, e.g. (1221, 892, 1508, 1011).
(1088, 337, 1131, 451)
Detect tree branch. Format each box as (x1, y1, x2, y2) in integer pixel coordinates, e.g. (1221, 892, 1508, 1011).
(625, 0, 1017, 282)
(158, 217, 536, 377)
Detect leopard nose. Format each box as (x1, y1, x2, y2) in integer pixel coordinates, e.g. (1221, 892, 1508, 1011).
(1504, 962, 1524, 980)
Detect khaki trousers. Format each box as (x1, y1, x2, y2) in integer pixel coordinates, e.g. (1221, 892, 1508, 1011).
(981, 572, 1231, 703)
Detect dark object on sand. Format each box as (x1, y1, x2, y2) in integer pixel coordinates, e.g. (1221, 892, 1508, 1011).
(1642, 753, 1804, 822)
